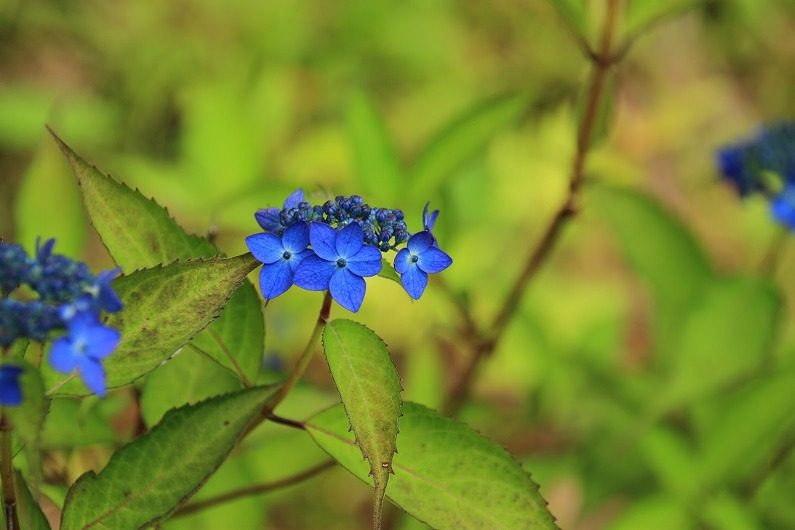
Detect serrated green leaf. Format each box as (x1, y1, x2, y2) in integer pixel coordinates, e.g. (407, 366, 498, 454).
(409, 93, 528, 200)
(306, 402, 557, 530)
(45, 254, 259, 395)
(322, 320, 401, 529)
(346, 91, 402, 202)
(14, 470, 51, 530)
(140, 349, 240, 427)
(48, 129, 264, 384)
(60, 385, 276, 530)
(5, 361, 47, 492)
(657, 276, 780, 412)
(15, 138, 86, 257)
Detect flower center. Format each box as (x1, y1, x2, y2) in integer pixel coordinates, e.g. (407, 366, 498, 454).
(282, 251, 292, 260)
(336, 258, 347, 268)
(410, 255, 419, 263)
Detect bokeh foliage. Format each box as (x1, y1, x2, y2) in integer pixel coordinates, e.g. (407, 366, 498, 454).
(2, 0, 795, 528)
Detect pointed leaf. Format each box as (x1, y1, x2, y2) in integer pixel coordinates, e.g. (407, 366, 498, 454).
(322, 320, 402, 529)
(45, 254, 259, 395)
(346, 91, 402, 201)
(409, 93, 528, 200)
(6, 361, 47, 492)
(545, 0, 589, 40)
(60, 385, 276, 530)
(306, 402, 558, 530)
(14, 470, 51, 530)
(48, 129, 264, 384)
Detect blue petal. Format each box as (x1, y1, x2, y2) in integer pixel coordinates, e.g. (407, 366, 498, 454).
(293, 255, 335, 291)
(0, 367, 22, 406)
(255, 208, 282, 232)
(49, 337, 79, 373)
(259, 259, 294, 300)
(335, 223, 363, 258)
(346, 245, 382, 277)
(36, 238, 56, 262)
(246, 233, 285, 264)
(67, 312, 101, 337)
(309, 223, 339, 261)
(423, 202, 440, 232)
(288, 249, 314, 272)
(77, 357, 107, 397)
(417, 246, 453, 274)
(772, 186, 795, 230)
(96, 268, 123, 313)
(394, 248, 411, 274)
(400, 264, 428, 300)
(282, 222, 310, 253)
(283, 189, 305, 209)
(84, 324, 121, 360)
(407, 231, 433, 254)
(329, 268, 366, 312)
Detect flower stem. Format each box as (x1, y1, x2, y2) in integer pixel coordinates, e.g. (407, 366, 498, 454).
(264, 291, 332, 412)
(443, 0, 622, 415)
(0, 413, 19, 530)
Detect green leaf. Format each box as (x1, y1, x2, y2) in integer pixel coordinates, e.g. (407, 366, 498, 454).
(322, 320, 402, 529)
(377, 258, 401, 285)
(657, 276, 781, 412)
(5, 361, 47, 492)
(625, 0, 700, 37)
(46, 254, 259, 395)
(15, 138, 86, 257)
(14, 470, 51, 530)
(409, 93, 528, 200)
(545, 0, 588, 40)
(60, 385, 276, 530)
(140, 348, 240, 427)
(48, 129, 264, 384)
(306, 402, 557, 530)
(346, 91, 402, 202)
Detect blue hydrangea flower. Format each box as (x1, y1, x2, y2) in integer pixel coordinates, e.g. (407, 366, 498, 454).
(255, 189, 305, 234)
(394, 231, 453, 300)
(771, 181, 795, 230)
(293, 223, 382, 312)
(0, 365, 23, 406)
(49, 313, 120, 396)
(0, 242, 30, 294)
(0, 299, 63, 346)
(246, 222, 313, 300)
(423, 202, 440, 235)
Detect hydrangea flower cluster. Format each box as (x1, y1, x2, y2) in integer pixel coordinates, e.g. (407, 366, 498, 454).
(717, 122, 795, 229)
(247, 190, 452, 312)
(0, 239, 123, 401)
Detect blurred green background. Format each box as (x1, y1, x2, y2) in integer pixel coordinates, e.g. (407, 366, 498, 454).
(2, 0, 795, 528)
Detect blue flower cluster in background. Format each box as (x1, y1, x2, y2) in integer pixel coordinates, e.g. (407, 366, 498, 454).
(0, 239, 123, 401)
(247, 190, 452, 312)
(717, 122, 795, 229)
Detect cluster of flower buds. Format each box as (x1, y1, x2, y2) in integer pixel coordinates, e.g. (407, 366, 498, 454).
(718, 122, 795, 229)
(248, 190, 452, 312)
(0, 239, 123, 402)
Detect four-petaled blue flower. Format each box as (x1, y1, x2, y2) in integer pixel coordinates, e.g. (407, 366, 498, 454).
(255, 189, 304, 234)
(49, 313, 120, 396)
(0, 365, 23, 406)
(246, 222, 313, 300)
(394, 231, 453, 300)
(293, 223, 382, 312)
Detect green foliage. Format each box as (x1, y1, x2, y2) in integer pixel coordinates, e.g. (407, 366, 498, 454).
(545, 0, 589, 41)
(624, 0, 701, 37)
(322, 320, 402, 528)
(45, 255, 259, 395)
(60, 386, 276, 530)
(14, 470, 51, 530)
(49, 130, 264, 384)
(307, 402, 558, 530)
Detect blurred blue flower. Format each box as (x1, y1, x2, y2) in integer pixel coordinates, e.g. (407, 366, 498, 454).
(716, 142, 758, 197)
(771, 181, 795, 230)
(49, 313, 120, 397)
(255, 189, 305, 234)
(394, 231, 452, 300)
(246, 222, 313, 300)
(0, 365, 23, 406)
(0, 242, 30, 294)
(293, 223, 382, 312)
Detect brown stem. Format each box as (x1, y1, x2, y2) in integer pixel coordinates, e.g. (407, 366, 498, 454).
(0, 414, 19, 530)
(172, 460, 336, 518)
(443, 0, 621, 416)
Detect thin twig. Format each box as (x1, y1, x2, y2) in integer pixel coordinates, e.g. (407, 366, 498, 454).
(266, 413, 307, 431)
(172, 460, 336, 518)
(443, 0, 622, 416)
(207, 328, 253, 388)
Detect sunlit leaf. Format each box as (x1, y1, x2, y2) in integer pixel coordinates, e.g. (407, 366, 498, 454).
(306, 402, 557, 530)
(14, 470, 51, 530)
(60, 386, 276, 530)
(322, 320, 401, 528)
